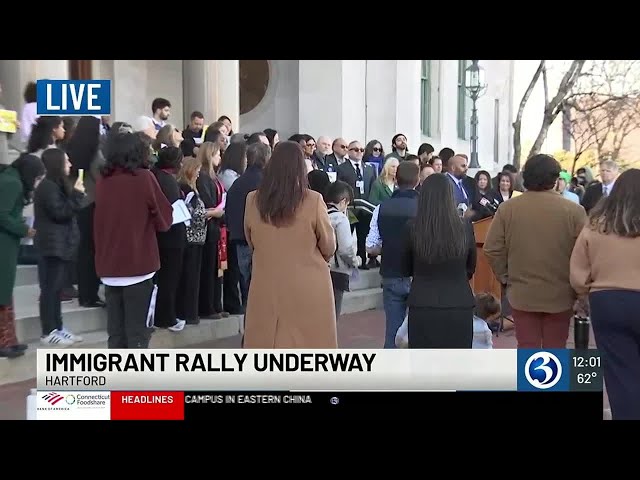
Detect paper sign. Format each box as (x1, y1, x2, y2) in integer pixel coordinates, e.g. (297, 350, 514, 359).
(0, 109, 18, 134)
(172, 199, 192, 226)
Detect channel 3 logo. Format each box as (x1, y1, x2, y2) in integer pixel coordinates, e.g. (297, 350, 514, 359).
(525, 352, 562, 389)
(517, 349, 568, 392)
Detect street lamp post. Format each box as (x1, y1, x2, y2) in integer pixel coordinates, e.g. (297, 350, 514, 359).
(465, 60, 487, 169)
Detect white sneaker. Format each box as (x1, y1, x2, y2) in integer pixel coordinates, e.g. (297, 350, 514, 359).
(41, 330, 74, 347)
(57, 329, 83, 343)
(168, 319, 186, 332)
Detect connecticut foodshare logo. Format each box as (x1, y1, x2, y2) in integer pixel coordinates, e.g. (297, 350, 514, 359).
(38, 392, 109, 411)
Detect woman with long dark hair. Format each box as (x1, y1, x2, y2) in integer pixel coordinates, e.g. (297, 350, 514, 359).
(401, 173, 477, 348)
(27, 116, 65, 155)
(66, 116, 105, 307)
(243, 141, 337, 348)
(0, 155, 44, 357)
(570, 168, 640, 420)
(195, 142, 226, 319)
(34, 148, 86, 346)
(94, 132, 172, 349)
(152, 147, 186, 332)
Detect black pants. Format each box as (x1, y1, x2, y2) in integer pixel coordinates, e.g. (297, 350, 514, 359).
(408, 306, 474, 348)
(590, 289, 640, 420)
(222, 238, 243, 314)
(351, 211, 371, 264)
(76, 203, 101, 304)
(38, 256, 67, 336)
(199, 226, 222, 316)
(154, 246, 184, 328)
(177, 244, 203, 323)
(105, 279, 155, 349)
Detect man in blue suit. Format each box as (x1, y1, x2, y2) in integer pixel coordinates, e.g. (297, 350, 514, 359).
(445, 154, 473, 215)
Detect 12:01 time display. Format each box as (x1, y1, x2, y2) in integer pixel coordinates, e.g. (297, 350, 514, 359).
(573, 356, 601, 368)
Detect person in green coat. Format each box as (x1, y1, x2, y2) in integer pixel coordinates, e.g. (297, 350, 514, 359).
(368, 157, 399, 206)
(0, 154, 45, 358)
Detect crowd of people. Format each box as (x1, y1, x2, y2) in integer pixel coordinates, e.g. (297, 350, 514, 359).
(0, 83, 638, 420)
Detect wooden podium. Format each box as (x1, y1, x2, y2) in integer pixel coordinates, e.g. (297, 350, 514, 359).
(470, 217, 502, 301)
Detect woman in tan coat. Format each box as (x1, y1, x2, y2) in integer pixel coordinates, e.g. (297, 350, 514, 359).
(243, 141, 337, 348)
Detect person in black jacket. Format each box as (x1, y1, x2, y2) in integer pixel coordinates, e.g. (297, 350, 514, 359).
(225, 142, 271, 308)
(34, 148, 86, 346)
(152, 147, 187, 331)
(400, 173, 477, 348)
(176, 156, 210, 325)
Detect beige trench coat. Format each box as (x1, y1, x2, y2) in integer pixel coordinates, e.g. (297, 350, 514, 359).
(243, 190, 338, 348)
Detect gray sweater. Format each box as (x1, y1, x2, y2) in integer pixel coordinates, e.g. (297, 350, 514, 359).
(327, 206, 360, 275)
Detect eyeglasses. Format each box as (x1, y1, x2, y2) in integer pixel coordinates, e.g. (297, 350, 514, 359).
(349, 147, 364, 153)
(372, 147, 382, 152)
(338, 144, 348, 149)
(306, 143, 316, 148)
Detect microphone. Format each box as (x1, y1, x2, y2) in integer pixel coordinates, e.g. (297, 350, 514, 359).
(479, 196, 498, 214)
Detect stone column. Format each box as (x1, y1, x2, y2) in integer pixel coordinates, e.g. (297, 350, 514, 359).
(183, 60, 239, 130)
(299, 60, 368, 143)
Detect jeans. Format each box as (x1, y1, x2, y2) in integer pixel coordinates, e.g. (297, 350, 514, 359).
(382, 277, 411, 348)
(38, 256, 67, 336)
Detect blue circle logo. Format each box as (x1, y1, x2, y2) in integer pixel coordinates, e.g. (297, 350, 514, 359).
(524, 352, 562, 389)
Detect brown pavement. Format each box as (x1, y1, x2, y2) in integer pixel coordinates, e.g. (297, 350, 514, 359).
(0, 310, 608, 419)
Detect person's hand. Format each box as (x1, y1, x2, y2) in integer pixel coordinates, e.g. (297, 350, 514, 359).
(574, 296, 590, 317)
(27, 227, 36, 238)
(206, 207, 224, 219)
(74, 177, 85, 194)
(463, 208, 476, 220)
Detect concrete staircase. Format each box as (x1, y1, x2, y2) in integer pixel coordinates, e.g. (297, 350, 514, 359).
(0, 265, 382, 385)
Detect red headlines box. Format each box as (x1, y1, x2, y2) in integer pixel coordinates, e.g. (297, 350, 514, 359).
(110, 392, 184, 420)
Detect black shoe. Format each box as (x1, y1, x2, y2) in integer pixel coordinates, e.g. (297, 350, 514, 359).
(0, 348, 24, 359)
(80, 300, 106, 308)
(11, 344, 28, 352)
(186, 318, 200, 325)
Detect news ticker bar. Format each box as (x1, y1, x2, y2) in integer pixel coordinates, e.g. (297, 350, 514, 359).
(33, 390, 604, 420)
(37, 348, 603, 393)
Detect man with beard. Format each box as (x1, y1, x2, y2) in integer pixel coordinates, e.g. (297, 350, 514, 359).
(385, 133, 409, 162)
(150, 98, 171, 132)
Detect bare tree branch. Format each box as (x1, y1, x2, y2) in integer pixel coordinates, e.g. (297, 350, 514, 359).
(512, 61, 545, 169)
(565, 60, 640, 169)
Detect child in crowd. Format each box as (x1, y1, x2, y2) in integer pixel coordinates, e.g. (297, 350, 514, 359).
(473, 292, 501, 349)
(326, 180, 361, 318)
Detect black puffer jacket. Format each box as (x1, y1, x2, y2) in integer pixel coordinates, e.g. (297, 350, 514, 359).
(33, 178, 85, 261)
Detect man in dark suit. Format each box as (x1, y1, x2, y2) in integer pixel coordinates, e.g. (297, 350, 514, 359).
(444, 154, 474, 215)
(337, 140, 376, 268)
(581, 159, 620, 213)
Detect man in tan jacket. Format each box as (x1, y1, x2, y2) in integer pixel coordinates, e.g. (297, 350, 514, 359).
(484, 154, 586, 349)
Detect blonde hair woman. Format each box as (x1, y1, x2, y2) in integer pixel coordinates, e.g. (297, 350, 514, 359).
(368, 157, 399, 206)
(194, 141, 227, 319)
(175, 156, 209, 326)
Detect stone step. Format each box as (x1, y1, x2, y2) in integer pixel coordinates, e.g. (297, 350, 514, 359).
(0, 316, 243, 386)
(15, 265, 38, 288)
(14, 265, 381, 290)
(13, 283, 383, 344)
(3, 286, 383, 386)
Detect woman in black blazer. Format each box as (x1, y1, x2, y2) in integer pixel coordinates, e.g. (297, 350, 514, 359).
(151, 147, 186, 331)
(400, 173, 477, 348)
(34, 148, 86, 346)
